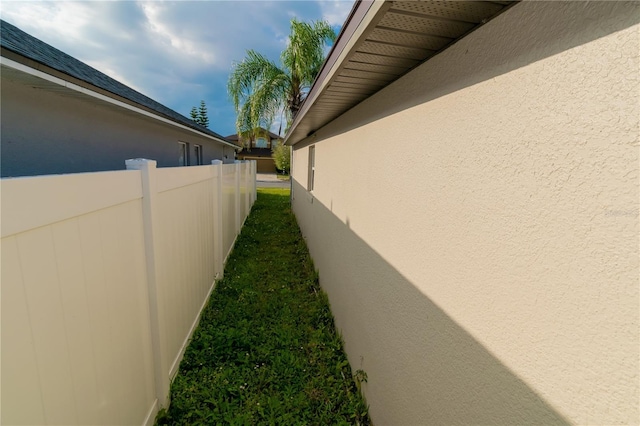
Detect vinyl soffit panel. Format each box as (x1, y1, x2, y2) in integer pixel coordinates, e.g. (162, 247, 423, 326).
(325, 89, 377, 98)
(315, 100, 360, 108)
(377, 11, 475, 38)
(339, 68, 399, 81)
(327, 83, 379, 92)
(286, 0, 517, 145)
(327, 81, 380, 91)
(390, 1, 504, 23)
(350, 51, 421, 68)
(343, 60, 408, 75)
(357, 40, 434, 61)
(334, 75, 390, 85)
(367, 28, 452, 50)
(322, 92, 370, 101)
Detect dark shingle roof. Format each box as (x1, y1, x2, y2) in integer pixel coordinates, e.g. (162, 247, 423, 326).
(226, 127, 283, 142)
(237, 147, 274, 158)
(0, 20, 232, 145)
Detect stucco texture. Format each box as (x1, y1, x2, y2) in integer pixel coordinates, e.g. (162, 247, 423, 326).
(1, 77, 236, 177)
(291, 1, 639, 425)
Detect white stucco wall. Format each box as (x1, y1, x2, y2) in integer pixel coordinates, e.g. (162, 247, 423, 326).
(291, 2, 639, 424)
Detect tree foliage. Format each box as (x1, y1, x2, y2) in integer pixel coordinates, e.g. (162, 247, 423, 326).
(228, 19, 336, 137)
(272, 143, 291, 174)
(198, 100, 209, 128)
(190, 100, 209, 128)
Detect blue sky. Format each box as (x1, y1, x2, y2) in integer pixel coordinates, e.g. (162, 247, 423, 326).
(0, 1, 353, 136)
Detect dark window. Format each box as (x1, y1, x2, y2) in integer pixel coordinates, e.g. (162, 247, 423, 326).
(194, 144, 203, 165)
(179, 142, 189, 166)
(308, 145, 315, 191)
(255, 137, 268, 148)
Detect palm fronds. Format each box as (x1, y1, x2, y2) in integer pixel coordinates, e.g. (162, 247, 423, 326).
(228, 19, 336, 135)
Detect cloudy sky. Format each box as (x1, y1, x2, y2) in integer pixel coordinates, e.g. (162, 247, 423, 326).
(0, 1, 353, 136)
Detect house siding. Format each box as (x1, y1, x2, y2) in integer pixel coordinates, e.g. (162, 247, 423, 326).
(1, 77, 236, 177)
(291, 2, 639, 425)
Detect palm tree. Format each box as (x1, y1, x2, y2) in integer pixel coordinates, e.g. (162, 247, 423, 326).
(228, 18, 336, 139)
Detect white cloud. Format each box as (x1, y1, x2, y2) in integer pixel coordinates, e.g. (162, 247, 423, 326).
(1, 2, 92, 48)
(139, 2, 217, 66)
(0, 1, 344, 136)
(318, 0, 354, 27)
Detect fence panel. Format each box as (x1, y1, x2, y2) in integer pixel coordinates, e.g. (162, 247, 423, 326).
(1, 171, 156, 426)
(155, 166, 218, 380)
(239, 162, 249, 222)
(222, 163, 237, 261)
(1, 160, 256, 425)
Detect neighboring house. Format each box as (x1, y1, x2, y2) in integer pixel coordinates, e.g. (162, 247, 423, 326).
(0, 20, 238, 178)
(228, 128, 283, 173)
(286, 2, 638, 425)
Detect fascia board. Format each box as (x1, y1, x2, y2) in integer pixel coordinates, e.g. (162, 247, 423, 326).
(285, 0, 388, 146)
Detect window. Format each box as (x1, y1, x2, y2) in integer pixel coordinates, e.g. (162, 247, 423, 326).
(255, 137, 268, 148)
(194, 144, 203, 165)
(178, 142, 189, 166)
(308, 145, 315, 191)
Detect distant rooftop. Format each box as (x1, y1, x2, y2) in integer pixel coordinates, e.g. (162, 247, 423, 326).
(226, 127, 283, 142)
(0, 19, 233, 146)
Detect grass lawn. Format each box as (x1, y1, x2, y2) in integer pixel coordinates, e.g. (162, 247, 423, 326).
(156, 188, 369, 425)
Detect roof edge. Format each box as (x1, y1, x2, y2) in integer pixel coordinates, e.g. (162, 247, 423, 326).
(1, 56, 239, 149)
(285, 0, 388, 146)
(0, 20, 235, 147)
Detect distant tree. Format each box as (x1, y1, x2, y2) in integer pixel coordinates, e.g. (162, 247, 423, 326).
(228, 18, 336, 137)
(190, 106, 199, 122)
(190, 100, 209, 128)
(198, 100, 210, 128)
(272, 143, 290, 174)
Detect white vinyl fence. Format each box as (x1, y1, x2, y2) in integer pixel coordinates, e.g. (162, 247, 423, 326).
(1, 159, 256, 426)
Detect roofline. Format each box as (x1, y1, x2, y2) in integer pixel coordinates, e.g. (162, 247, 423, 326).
(285, 0, 387, 146)
(284, 0, 517, 146)
(227, 127, 284, 141)
(1, 55, 239, 149)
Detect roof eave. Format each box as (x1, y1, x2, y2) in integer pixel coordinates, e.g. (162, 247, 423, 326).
(285, 0, 387, 146)
(284, 0, 518, 147)
(0, 55, 239, 150)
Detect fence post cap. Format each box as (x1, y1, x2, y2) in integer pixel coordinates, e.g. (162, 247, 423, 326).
(125, 158, 157, 169)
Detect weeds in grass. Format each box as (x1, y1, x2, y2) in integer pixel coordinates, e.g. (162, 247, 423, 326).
(156, 188, 369, 425)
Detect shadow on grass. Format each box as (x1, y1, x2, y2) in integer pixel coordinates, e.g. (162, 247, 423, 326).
(156, 188, 369, 425)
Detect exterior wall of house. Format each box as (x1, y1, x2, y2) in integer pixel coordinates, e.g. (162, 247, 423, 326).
(291, 2, 639, 425)
(0, 77, 236, 177)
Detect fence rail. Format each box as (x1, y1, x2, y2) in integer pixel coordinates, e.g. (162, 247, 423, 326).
(1, 159, 256, 426)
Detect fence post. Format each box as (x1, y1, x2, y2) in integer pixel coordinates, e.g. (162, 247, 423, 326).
(211, 160, 224, 279)
(244, 162, 250, 216)
(234, 160, 241, 233)
(252, 160, 257, 205)
(124, 159, 169, 409)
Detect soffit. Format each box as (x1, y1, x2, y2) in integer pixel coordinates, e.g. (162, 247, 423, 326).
(285, 0, 517, 146)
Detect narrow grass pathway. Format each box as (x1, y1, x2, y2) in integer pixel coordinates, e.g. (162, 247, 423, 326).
(157, 188, 369, 425)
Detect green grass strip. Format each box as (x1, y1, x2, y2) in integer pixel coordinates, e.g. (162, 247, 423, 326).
(157, 188, 369, 425)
